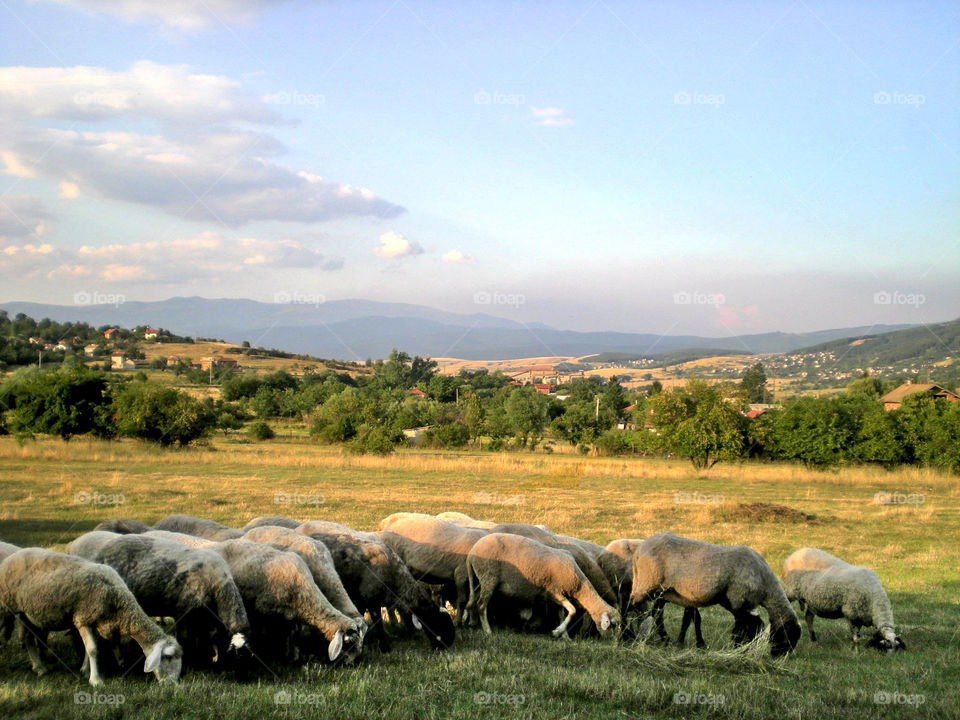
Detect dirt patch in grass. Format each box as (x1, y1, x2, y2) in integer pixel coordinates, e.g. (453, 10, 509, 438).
(714, 502, 823, 524)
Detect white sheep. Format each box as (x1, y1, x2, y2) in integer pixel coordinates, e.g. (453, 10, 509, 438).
(0, 548, 182, 686)
(67, 531, 251, 665)
(0, 540, 21, 642)
(781, 548, 905, 653)
(242, 516, 302, 532)
(145, 532, 363, 664)
(153, 515, 243, 541)
(465, 533, 620, 638)
(629, 533, 801, 656)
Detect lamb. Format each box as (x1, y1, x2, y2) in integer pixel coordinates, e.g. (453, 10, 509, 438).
(154, 515, 244, 541)
(66, 531, 251, 664)
(241, 526, 366, 633)
(377, 515, 488, 620)
(300, 521, 455, 650)
(93, 518, 151, 534)
(465, 533, 620, 638)
(629, 533, 801, 657)
(145, 532, 363, 663)
(242, 516, 302, 531)
(781, 548, 905, 653)
(0, 548, 182, 686)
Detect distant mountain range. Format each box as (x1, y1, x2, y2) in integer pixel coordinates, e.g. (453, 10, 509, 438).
(0, 297, 919, 361)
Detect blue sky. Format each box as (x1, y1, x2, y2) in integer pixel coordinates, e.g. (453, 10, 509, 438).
(0, 0, 957, 336)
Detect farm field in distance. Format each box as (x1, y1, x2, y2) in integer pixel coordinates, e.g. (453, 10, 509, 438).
(0, 436, 956, 719)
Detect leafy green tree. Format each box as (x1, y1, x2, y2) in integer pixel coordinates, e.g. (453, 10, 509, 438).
(649, 380, 746, 469)
(247, 420, 275, 441)
(768, 397, 857, 467)
(648, 379, 663, 396)
(505, 386, 550, 448)
(4, 366, 113, 440)
(601, 377, 628, 421)
(740, 362, 773, 403)
(111, 382, 214, 446)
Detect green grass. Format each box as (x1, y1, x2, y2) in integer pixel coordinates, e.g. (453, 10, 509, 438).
(0, 436, 957, 719)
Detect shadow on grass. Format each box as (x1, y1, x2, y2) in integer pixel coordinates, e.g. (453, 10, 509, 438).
(0, 519, 99, 547)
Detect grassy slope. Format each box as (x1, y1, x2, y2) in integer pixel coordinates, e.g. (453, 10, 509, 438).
(0, 437, 957, 719)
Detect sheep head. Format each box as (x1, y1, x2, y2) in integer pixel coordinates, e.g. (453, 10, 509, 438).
(144, 637, 183, 683)
(770, 616, 802, 657)
(867, 628, 906, 654)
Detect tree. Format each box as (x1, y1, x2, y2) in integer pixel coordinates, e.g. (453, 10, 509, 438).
(768, 397, 857, 467)
(648, 380, 746, 469)
(111, 382, 214, 446)
(740, 362, 773, 403)
(648, 379, 663, 396)
(5, 366, 112, 440)
(504, 386, 549, 448)
(601, 377, 628, 422)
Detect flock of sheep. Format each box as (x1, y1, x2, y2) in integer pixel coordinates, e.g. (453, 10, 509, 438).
(0, 511, 904, 687)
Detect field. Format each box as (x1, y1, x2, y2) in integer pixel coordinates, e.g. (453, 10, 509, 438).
(0, 436, 957, 719)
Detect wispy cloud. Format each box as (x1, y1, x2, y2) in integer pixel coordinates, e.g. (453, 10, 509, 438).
(42, 0, 287, 30)
(441, 249, 474, 264)
(531, 106, 574, 126)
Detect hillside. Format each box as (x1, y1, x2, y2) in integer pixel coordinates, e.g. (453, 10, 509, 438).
(794, 317, 960, 365)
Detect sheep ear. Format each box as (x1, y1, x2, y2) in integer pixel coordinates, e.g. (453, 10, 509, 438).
(895, 636, 906, 651)
(230, 633, 247, 650)
(144, 643, 164, 673)
(327, 630, 344, 662)
(411, 614, 423, 631)
(600, 614, 612, 631)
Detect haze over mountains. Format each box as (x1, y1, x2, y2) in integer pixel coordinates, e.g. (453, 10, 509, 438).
(0, 297, 920, 362)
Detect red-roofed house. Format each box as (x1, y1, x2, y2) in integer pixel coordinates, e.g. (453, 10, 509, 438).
(408, 388, 427, 398)
(880, 383, 959, 411)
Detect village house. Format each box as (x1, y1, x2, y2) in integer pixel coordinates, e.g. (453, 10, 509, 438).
(28, 336, 43, 345)
(408, 387, 427, 398)
(401, 425, 433, 445)
(880, 383, 960, 411)
(103, 328, 119, 340)
(111, 353, 135, 371)
(83, 344, 100, 357)
(53, 341, 70, 352)
(144, 328, 160, 340)
(166, 356, 181, 367)
(200, 356, 240, 372)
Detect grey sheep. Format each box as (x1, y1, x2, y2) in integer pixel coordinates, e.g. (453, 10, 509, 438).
(242, 525, 366, 634)
(242, 516, 302, 532)
(153, 515, 243, 541)
(299, 521, 456, 650)
(781, 548, 905, 653)
(145, 532, 363, 663)
(0, 548, 182, 686)
(629, 533, 801, 657)
(66, 531, 251, 664)
(93, 518, 152, 534)
(377, 514, 487, 621)
(465, 533, 620, 638)
(0, 540, 21, 642)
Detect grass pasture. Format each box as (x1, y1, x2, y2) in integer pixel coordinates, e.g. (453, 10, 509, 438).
(0, 436, 957, 719)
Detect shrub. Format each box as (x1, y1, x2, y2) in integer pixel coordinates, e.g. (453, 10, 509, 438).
(2, 366, 112, 440)
(348, 425, 397, 455)
(247, 420, 275, 441)
(111, 381, 214, 446)
(422, 423, 470, 448)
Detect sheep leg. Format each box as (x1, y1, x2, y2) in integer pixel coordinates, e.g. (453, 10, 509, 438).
(693, 610, 705, 649)
(651, 598, 669, 642)
(550, 597, 577, 639)
(804, 608, 817, 642)
(850, 624, 861, 652)
(17, 618, 48, 677)
(453, 566, 471, 625)
(77, 626, 104, 687)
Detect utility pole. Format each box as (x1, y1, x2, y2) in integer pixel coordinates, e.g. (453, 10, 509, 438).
(595, 394, 600, 420)
(38, 350, 42, 369)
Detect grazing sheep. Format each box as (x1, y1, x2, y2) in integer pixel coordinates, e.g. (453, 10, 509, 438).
(781, 548, 905, 653)
(435, 512, 497, 530)
(487, 523, 617, 607)
(0, 548, 182, 686)
(0, 541, 21, 642)
(242, 516, 301, 532)
(377, 515, 488, 620)
(66, 531, 251, 665)
(300, 521, 455, 650)
(376, 511, 436, 531)
(465, 533, 620, 638)
(242, 526, 365, 633)
(153, 515, 243, 541)
(145, 533, 362, 664)
(629, 533, 801, 657)
(93, 518, 151, 534)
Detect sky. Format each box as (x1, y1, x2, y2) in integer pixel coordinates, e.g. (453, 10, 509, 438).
(0, 0, 957, 338)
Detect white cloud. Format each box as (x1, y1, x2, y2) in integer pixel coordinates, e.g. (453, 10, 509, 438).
(0, 62, 279, 126)
(531, 106, 574, 126)
(441, 249, 473, 264)
(58, 181, 79, 199)
(1, 151, 35, 178)
(7, 127, 403, 225)
(43, 0, 287, 29)
(374, 231, 423, 259)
